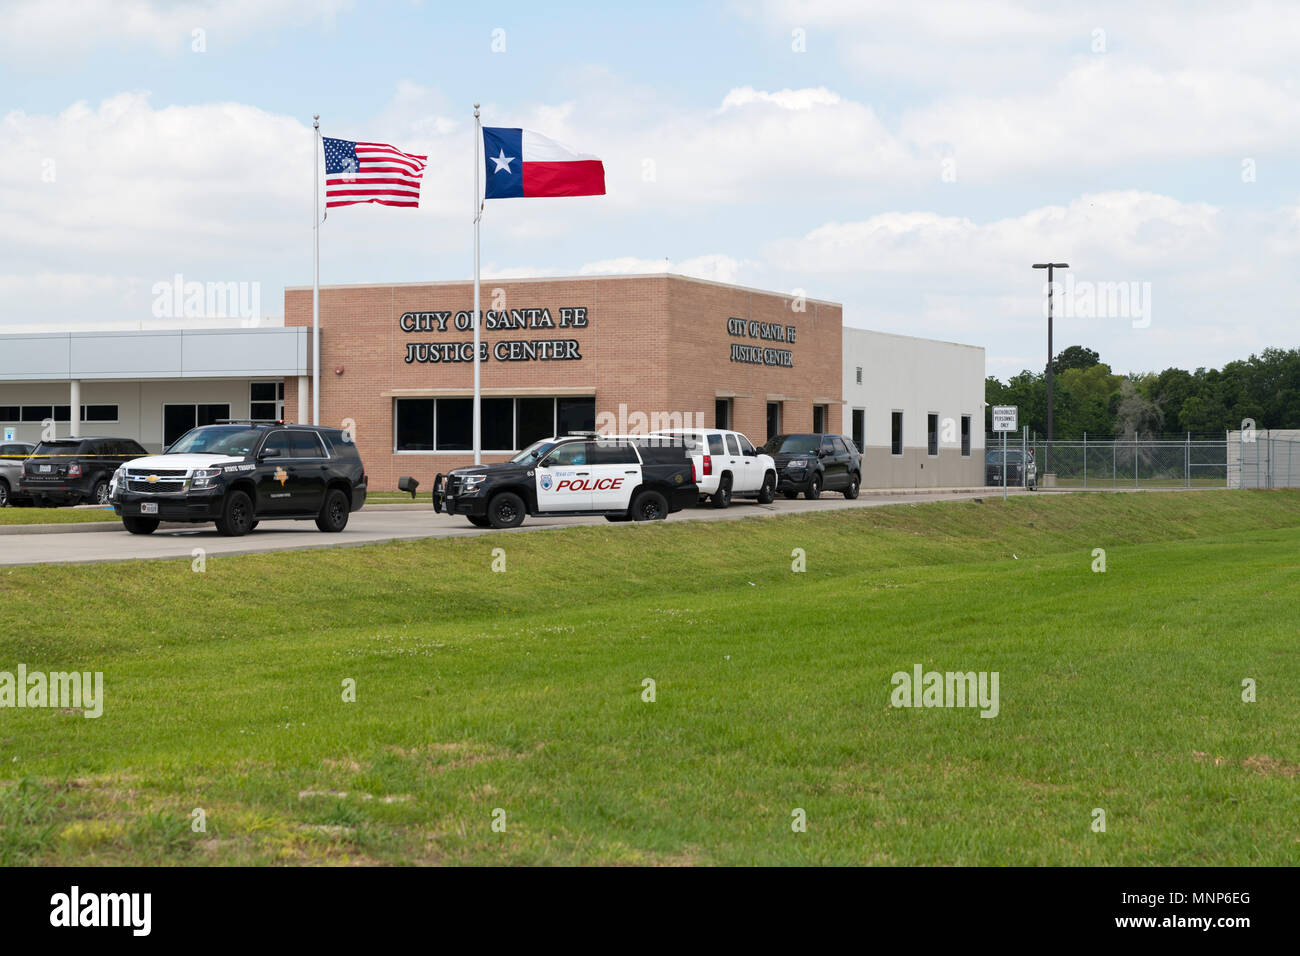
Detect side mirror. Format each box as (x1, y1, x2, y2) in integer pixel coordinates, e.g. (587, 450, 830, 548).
(259, 447, 281, 460)
(398, 476, 420, 499)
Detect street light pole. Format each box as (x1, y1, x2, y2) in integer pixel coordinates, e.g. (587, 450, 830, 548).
(1033, 262, 1068, 479)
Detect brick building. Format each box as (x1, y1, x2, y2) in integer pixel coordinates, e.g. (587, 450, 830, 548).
(282, 273, 844, 491)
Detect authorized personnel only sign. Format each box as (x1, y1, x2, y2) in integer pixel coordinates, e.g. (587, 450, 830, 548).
(992, 406, 1018, 432)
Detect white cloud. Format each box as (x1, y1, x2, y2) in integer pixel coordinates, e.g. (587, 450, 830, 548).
(0, 0, 350, 60)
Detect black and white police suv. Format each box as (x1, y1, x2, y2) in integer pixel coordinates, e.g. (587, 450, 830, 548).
(108, 421, 367, 536)
(431, 434, 697, 529)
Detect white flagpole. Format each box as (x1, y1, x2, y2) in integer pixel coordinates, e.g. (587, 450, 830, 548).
(312, 114, 321, 427)
(472, 102, 482, 465)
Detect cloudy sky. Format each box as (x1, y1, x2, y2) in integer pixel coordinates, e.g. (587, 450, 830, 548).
(1, 0, 1297, 378)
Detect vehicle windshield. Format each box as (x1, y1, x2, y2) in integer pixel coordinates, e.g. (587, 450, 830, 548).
(510, 439, 557, 464)
(762, 434, 819, 455)
(166, 426, 263, 457)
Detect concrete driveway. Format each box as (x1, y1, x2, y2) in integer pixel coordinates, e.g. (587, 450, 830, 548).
(0, 487, 1030, 567)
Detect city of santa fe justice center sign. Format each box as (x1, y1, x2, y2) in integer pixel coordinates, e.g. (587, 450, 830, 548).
(399, 307, 589, 364)
(726, 317, 795, 367)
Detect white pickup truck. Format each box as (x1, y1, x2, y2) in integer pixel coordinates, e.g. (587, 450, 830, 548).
(651, 428, 777, 508)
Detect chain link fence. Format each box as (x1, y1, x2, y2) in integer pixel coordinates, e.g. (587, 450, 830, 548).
(983, 432, 1300, 490)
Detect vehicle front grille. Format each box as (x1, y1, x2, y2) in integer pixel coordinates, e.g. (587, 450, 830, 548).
(126, 469, 188, 478)
(127, 478, 187, 494)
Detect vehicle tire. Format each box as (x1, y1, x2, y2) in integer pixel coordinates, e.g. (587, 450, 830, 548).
(711, 475, 732, 509)
(122, 515, 159, 535)
(843, 472, 860, 500)
(249, 521, 259, 530)
(0, 479, 8, 508)
(805, 474, 822, 500)
(604, 514, 632, 522)
(467, 515, 491, 528)
(630, 489, 668, 521)
(215, 490, 255, 537)
(782, 490, 798, 500)
(92, 479, 110, 506)
(315, 488, 349, 532)
(756, 472, 776, 504)
(487, 491, 526, 529)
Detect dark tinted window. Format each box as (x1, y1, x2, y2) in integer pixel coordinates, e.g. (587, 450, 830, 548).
(833, 437, 850, 455)
(260, 432, 293, 458)
(288, 431, 326, 458)
(592, 441, 639, 465)
(725, 435, 740, 456)
(557, 398, 595, 436)
(763, 434, 820, 455)
(517, 398, 554, 449)
(961, 415, 971, 457)
(891, 412, 903, 455)
(395, 399, 433, 451)
(737, 434, 756, 456)
(927, 414, 939, 456)
(436, 399, 472, 451)
(707, 434, 724, 455)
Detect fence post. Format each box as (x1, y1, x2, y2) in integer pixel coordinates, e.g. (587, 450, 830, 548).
(1185, 431, 1190, 488)
(1083, 432, 1087, 488)
(1135, 438, 1139, 489)
(1112, 439, 1116, 488)
(1022, 425, 1027, 489)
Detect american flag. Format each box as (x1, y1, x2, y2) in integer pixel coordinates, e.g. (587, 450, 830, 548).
(323, 136, 427, 209)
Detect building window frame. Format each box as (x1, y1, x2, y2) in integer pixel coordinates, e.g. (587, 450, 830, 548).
(393, 396, 595, 454)
(715, 398, 731, 430)
(2, 404, 119, 424)
(927, 412, 940, 457)
(162, 402, 232, 448)
(851, 408, 865, 453)
(891, 410, 904, 457)
(960, 414, 972, 457)
(250, 381, 285, 422)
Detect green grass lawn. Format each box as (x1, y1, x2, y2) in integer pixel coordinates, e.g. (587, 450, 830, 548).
(1, 490, 1298, 865)
(0, 506, 119, 525)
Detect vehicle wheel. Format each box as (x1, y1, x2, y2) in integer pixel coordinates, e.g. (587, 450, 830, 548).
(488, 491, 525, 529)
(0, 479, 8, 508)
(467, 515, 492, 528)
(843, 472, 860, 500)
(215, 490, 255, 537)
(249, 521, 259, 530)
(604, 514, 632, 522)
(782, 490, 798, 500)
(122, 516, 159, 535)
(756, 472, 776, 504)
(711, 475, 732, 509)
(315, 488, 349, 532)
(805, 474, 822, 500)
(92, 479, 110, 506)
(630, 489, 668, 521)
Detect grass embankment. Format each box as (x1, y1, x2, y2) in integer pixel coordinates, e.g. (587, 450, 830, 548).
(1, 490, 1298, 865)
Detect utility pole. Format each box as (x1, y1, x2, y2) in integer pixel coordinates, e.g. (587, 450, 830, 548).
(1032, 262, 1068, 478)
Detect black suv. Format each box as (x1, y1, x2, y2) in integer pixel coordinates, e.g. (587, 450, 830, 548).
(109, 422, 367, 536)
(761, 433, 862, 500)
(19, 437, 148, 506)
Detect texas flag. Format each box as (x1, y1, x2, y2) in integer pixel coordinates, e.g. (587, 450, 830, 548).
(482, 127, 605, 199)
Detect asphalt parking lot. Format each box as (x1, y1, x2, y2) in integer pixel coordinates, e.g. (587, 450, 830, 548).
(0, 488, 1029, 566)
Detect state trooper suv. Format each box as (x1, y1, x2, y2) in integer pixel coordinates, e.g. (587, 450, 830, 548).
(109, 421, 367, 536)
(432, 434, 697, 529)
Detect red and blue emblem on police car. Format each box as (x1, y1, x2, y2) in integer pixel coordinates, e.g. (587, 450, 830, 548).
(540, 474, 553, 491)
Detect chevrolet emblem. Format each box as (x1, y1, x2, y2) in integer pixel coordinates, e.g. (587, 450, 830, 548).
(146, 475, 159, 483)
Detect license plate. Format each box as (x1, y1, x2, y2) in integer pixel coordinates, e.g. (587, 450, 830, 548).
(38, 464, 51, 473)
(140, 502, 158, 514)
